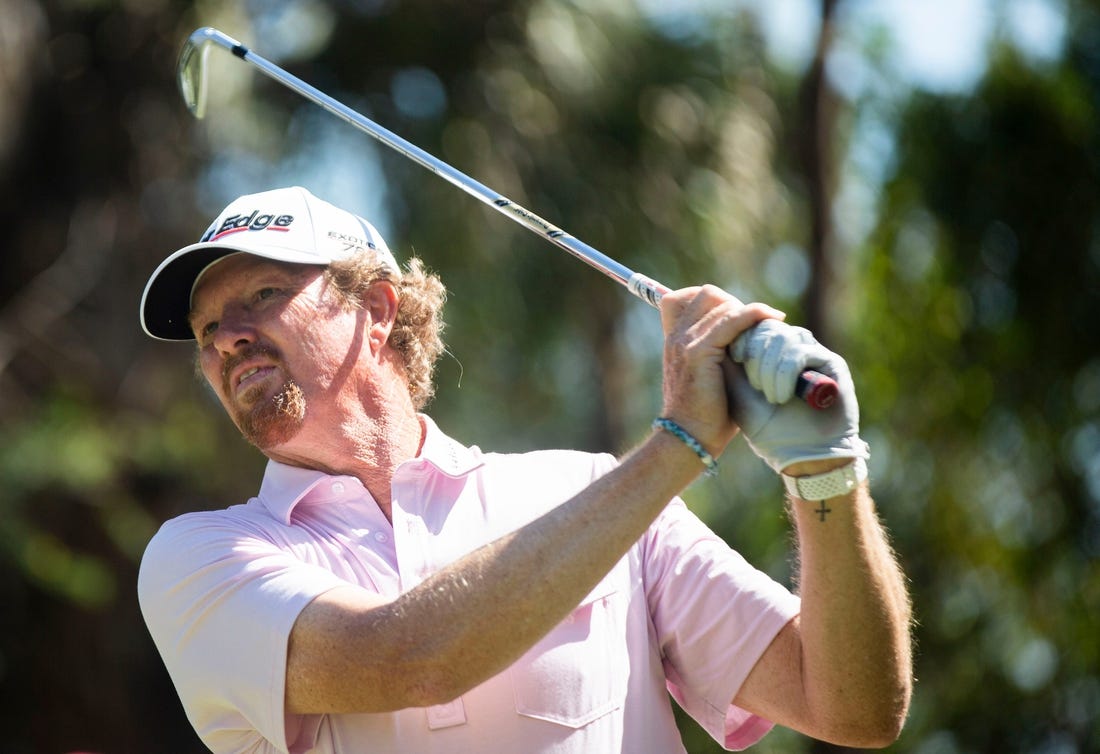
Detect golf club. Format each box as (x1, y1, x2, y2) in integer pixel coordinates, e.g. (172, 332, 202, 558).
(176, 26, 839, 410)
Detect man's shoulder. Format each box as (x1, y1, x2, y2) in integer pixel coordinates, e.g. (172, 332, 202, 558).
(144, 499, 271, 551)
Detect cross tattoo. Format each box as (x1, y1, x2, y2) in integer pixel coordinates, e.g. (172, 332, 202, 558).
(814, 500, 832, 522)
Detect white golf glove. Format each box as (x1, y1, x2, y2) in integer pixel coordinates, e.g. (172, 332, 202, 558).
(728, 318, 869, 473)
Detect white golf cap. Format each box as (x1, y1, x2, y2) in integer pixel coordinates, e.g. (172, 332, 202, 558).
(140, 186, 398, 341)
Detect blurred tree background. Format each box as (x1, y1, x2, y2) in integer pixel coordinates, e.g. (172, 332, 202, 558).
(1, 0, 1097, 752)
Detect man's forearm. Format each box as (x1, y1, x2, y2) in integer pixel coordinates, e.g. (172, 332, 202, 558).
(787, 472, 913, 747)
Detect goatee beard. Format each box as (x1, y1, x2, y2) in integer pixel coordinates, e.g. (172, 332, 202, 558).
(221, 344, 306, 449)
(236, 379, 307, 449)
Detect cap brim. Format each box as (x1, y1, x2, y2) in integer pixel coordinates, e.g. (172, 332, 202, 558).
(140, 241, 335, 341)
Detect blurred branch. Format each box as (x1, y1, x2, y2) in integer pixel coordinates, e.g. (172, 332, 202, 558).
(0, 0, 47, 170)
(0, 198, 116, 382)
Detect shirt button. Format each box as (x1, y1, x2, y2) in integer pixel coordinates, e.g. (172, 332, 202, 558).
(331, 482, 345, 494)
(374, 532, 389, 543)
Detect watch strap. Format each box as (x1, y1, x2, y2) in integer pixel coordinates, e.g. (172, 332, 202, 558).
(782, 457, 868, 501)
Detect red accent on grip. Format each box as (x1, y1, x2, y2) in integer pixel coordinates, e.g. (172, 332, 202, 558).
(795, 370, 839, 410)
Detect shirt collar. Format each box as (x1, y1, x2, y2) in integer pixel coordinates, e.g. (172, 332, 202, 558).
(415, 414, 485, 478)
(256, 414, 485, 524)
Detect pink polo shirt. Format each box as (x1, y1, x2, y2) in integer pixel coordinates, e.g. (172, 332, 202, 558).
(138, 416, 800, 754)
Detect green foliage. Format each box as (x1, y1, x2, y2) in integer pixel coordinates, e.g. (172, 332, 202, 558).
(850, 35, 1100, 754)
(0, 385, 261, 606)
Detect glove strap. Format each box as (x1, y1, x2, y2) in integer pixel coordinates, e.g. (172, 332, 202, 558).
(782, 457, 867, 501)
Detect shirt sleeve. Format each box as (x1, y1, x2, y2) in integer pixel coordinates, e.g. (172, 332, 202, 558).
(644, 498, 801, 751)
(137, 511, 350, 754)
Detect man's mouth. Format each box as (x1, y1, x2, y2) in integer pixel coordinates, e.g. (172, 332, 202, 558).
(235, 365, 275, 393)
(220, 345, 284, 401)
(238, 366, 263, 385)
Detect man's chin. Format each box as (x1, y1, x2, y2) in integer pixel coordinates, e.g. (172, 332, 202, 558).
(242, 419, 302, 451)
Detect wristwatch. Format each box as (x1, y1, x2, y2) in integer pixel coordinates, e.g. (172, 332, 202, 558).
(782, 457, 868, 501)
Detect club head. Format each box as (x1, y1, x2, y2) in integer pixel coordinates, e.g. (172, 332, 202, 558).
(177, 27, 245, 119)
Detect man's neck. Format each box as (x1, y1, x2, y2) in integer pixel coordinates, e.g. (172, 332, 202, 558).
(265, 409, 424, 522)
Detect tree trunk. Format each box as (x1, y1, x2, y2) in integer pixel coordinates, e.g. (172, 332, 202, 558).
(798, 0, 840, 346)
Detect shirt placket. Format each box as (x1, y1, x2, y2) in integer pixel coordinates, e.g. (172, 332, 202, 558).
(323, 478, 400, 594)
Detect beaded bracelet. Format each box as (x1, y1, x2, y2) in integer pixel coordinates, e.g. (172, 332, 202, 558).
(652, 417, 718, 477)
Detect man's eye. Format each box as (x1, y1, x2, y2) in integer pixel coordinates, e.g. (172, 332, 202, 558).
(201, 321, 219, 338)
(256, 287, 278, 301)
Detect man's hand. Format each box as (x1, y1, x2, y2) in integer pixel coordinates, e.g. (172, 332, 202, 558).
(728, 319, 869, 474)
(658, 285, 785, 458)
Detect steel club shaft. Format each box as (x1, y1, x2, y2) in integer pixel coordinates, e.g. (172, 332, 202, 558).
(176, 27, 839, 410)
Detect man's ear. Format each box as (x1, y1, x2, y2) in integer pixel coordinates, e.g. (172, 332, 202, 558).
(364, 280, 399, 355)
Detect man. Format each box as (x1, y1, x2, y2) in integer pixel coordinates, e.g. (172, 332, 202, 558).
(138, 185, 911, 754)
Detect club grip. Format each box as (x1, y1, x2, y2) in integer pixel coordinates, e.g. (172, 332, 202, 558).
(795, 370, 839, 410)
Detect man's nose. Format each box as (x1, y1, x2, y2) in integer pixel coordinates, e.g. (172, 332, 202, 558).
(212, 308, 259, 356)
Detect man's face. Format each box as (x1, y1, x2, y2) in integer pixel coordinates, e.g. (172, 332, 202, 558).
(189, 255, 366, 450)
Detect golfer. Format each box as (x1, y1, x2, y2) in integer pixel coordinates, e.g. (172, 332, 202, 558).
(138, 186, 911, 754)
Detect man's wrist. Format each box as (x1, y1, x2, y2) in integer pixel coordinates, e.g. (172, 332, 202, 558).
(652, 417, 719, 477)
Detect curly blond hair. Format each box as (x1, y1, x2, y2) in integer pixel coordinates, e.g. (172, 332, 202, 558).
(325, 252, 447, 410)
